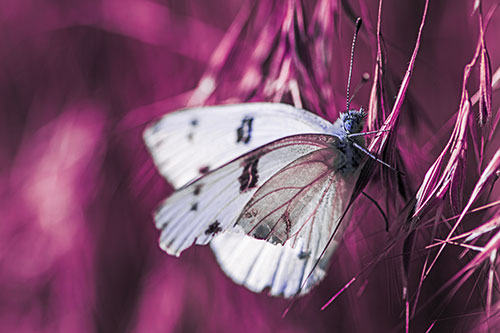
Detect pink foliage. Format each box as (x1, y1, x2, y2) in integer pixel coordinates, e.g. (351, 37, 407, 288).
(2, 0, 500, 332)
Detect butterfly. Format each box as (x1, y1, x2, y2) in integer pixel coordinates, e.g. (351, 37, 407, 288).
(143, 102, 368, 297)
(143, 18, 377, 298)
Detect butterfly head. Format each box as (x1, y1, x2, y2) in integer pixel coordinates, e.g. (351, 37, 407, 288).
(341, 108, 366, 135)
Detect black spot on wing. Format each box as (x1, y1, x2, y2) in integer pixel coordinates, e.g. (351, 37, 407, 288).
(199, 166, 210, 174)
(253, 224, 270, 240)
(236, 116, 254, 144)
(159, 221, 169, 231)
(193, 184, 203, 196)
(187, 119, 198, 141)
(190, 202, 198, 211)
(205, 221, 222, 235)
(270, 236, 282, 245)
(298, 250, 310, 260)
(238, 155, 259, 192)
(282, 211, 292, 241)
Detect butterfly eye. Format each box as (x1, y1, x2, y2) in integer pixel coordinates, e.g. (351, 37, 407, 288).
(344, 119, 356, 133)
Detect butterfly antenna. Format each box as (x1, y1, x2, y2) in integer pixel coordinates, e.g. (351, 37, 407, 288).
(345, 18, 362, 113)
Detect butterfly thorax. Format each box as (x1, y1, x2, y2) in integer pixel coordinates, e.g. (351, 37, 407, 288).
(331, 109, 366, 173)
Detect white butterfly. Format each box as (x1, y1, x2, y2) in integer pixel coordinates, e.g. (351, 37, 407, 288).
(143, 102, 367, 297)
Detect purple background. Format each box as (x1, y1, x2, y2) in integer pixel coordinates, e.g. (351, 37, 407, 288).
(1, 0, 499, 332)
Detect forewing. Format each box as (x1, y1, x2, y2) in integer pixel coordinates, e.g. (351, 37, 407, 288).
(155, 134, 336, 257)
(237, 147, 360, 252)
(209, 147, 362, 297)
(143, 103, 335, 188)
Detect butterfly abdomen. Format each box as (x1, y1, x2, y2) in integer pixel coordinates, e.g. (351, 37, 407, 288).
(333, 139, 363, 173)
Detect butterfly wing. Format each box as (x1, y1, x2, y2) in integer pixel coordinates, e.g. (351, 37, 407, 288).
(210, 230, 337, 297)
(143, 103, 336, 188)
(155, 134, 337, 257)
(211, 147, 362, 297)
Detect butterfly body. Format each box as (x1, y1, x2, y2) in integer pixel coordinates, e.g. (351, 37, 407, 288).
(331, 110, 366, 173)
(144, 103, 366, 297)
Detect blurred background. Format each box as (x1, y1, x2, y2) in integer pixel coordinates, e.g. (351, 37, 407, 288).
(1, 0, 500, 332)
